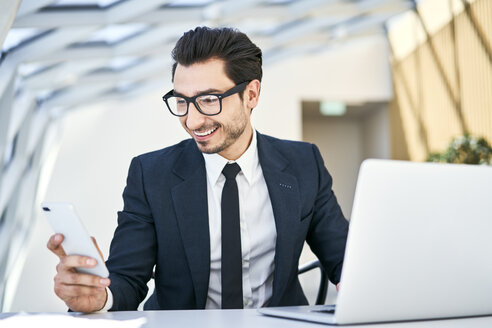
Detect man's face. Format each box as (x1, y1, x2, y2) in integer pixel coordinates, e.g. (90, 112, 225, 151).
(173, 58, 256, 160)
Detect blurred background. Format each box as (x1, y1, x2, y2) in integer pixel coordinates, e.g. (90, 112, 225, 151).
(0, 0, 490, 312)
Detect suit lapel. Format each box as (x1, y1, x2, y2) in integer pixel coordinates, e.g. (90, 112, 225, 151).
(257, 133, 301, 305)
(171, 141, 210, 309)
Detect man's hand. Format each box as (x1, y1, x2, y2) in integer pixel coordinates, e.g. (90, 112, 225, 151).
(47, 233, 110, 313)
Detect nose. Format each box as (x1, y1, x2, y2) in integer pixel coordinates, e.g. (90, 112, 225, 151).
(185, 102, 206, 130)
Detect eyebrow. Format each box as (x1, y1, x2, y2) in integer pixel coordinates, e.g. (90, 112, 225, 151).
(173, 88, 223, 97)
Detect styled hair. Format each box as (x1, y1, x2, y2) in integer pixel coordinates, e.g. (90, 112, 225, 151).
(171, 26, 263, 86)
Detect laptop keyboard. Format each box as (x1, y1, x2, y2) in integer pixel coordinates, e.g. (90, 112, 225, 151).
(311, 305, 336, 314)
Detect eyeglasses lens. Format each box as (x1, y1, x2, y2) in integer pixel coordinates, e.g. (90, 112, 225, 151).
(167, 95, 221, 116)
(196, 95, 220, 115)
(167, 96, 188, 116)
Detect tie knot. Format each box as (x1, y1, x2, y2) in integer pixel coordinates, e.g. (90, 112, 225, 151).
(222, 163, 241, 180)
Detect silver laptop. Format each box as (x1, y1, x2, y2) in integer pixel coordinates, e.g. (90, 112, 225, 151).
(259, 159, 492, 325)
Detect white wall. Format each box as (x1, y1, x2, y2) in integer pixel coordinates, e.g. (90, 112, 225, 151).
(254, 35, 392, 140)
(303, 118, 364, 220)
(10, 34, 392, 311)
(362, 105, 391, 160)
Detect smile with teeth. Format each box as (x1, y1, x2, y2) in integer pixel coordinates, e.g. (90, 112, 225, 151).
(194, 127, 218, 137)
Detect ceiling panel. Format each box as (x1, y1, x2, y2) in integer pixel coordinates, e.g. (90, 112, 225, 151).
(1, 0, 412, 111)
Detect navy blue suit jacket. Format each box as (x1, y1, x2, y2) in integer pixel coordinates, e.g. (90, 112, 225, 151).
(105, 132, 349, 310)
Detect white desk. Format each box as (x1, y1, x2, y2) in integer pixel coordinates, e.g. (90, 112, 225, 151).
(2, 309, 492, 327)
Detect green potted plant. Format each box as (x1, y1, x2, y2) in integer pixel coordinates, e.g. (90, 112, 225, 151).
(427, 134, 492, 165)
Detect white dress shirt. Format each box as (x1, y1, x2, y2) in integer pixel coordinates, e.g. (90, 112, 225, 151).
(102, 130, 276, 311)
(203, 129, 277, 309)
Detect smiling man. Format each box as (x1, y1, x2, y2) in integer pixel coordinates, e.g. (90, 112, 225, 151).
(47, 26, 349, 313)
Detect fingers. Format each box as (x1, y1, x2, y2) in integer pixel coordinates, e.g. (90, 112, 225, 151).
(54, 281, 109, 313)
(55, 255, 110, 287)
(57, 254, 100, 271)
(55, 284, 105, 299)
(55, 271, 110, 289)
(53, 261, 111, 313)
(91, 236, 105, 261)
(47, 234, 67, 257)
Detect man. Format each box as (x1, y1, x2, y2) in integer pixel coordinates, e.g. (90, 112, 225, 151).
(47, 26, 349, 313)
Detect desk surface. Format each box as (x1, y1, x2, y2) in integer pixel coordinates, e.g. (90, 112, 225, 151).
(2, 309, 492, 327)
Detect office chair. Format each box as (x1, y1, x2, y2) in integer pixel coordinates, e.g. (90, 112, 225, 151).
(298, 259, 328, 305)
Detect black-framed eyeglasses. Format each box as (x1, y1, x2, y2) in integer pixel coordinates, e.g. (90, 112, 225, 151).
(162, 81, 250, 117)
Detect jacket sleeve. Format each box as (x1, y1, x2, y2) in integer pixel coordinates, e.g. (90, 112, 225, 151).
(105, 156, 157, 310)
(306, 144, 349, 284)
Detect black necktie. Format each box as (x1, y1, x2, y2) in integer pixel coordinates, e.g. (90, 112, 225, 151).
(221, 163, 243, 309)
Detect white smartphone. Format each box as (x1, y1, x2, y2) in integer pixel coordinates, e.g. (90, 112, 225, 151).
(42, 202, 109, 278)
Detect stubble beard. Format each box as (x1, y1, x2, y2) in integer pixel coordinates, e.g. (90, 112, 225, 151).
(195, 114, 248, 155)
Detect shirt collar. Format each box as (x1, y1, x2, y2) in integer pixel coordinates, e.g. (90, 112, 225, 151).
(202, 128, 258, 186)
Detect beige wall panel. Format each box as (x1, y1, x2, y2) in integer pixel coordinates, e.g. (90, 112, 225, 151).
(456, 12, 492, 141)
(418, 44, 463, 151)
(470, 0, 492, 48)
(390, 0, 492, 161)
(393, 70, 427, 160)
(389, 92, 410, 160)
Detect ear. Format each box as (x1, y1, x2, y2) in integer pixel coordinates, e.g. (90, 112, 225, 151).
(244, 79, 261, 110)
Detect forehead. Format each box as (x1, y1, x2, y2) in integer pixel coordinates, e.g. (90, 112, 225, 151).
(173, 58, 234, 96)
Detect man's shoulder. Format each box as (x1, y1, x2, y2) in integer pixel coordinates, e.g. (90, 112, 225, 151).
(134, 138, 195, 164)
(258, 133, 316, 154)
(257, 132, 324, 172)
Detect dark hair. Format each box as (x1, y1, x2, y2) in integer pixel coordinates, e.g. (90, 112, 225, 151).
(171, 26, 262, 88)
